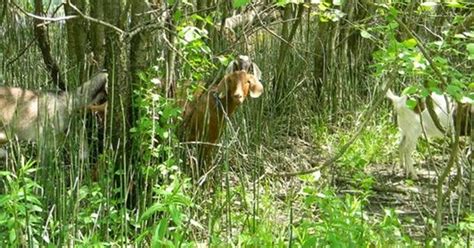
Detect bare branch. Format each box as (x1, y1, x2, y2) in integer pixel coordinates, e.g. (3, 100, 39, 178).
(66, 0, 125, 35)
(394, 16, 447, 135)
(5, 37, 36, 67)
(10, 1, 77, 22)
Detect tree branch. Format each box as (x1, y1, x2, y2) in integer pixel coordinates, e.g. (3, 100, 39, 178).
(11, 1, 77, 22)
(66, 0, 125, 35)
(394, 16, 447, 135)
(435, 99, 464, 248)
(5, 37, 36, 67)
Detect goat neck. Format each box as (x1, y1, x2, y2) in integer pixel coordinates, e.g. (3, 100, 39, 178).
(211, 90, 239, 117)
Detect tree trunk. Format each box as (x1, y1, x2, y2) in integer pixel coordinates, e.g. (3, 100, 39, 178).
(89, 0, 105, 70)
(273, 3, 304, 102)
(130, 0, 151, 81)
(313, 19, 332, 102)
(64, 0, 88, 82)
(164, 1, 179, 97)
(103, 0, 132, 200)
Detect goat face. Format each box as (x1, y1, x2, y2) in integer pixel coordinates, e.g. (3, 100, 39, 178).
(217, 70, 263, 106)
(225, 55, 262, 85)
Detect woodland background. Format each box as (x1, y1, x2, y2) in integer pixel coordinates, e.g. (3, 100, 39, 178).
(0, 0, 473, 247)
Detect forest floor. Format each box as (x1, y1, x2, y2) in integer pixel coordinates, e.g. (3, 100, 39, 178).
(364, 161, 471, 241)
(237, 133, 473, 243)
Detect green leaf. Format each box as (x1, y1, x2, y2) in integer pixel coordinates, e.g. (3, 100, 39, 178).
(302, 236, 318, 248)
(402, 86, 418, 95)
(467, 43, 474, 60)
(0, 195, 10, 206)
(406, 99, 417, 110)
(402, 38, 417, 48)
(172, 10, 183, 22)
(446, 1, 464, 8)
(447, 84, 462, 99)
(232, 0, 249, 8)
(140, 202, 165, 221)
(388, 7, 399, 17)
(360, 30, 373, 39)
(0, 171, 11, 176)
(169, 205, 182, 225)
(420, 2, 438, 7)
(151, 218, 169, 247)
(157, 219, 169, 240)
(9, 229, 16, 244)
(420, 88, 430, 98)
(469, 82, 474, 90)
(388, 21, 399, 30)
(169, 194, 192, 206)
(276, 0, 288, 7)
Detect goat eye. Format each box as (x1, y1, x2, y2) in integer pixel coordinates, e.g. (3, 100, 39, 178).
(247, 80, 251, 84)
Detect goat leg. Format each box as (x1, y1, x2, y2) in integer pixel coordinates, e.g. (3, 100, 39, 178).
(399, 135, 418, 179)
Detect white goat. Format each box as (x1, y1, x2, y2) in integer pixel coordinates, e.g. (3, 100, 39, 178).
(0, 72, 108, 160)
(386, 89, 473, 179)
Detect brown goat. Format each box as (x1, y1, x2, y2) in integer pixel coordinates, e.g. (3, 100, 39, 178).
(180, 70, 263, 167)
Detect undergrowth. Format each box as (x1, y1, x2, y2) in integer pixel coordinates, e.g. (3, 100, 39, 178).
(4, 85, 472, 246)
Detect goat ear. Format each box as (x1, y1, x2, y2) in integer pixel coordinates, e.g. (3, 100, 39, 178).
(249, 75, 263, 98)
(251, 63, 262, 82)
(217, 76, 228, 99)
(225, 61, 237, 74)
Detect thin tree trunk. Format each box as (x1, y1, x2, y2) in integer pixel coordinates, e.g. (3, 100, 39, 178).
(103, 0, 132, 211)
(65, 0, 88, 82)
(435, 103, 464, 248)
(33, 0, 65, 89)
(164, 1, 179, 98)
(273, 3, 304, 102)
(0, 0, 7, 26)
(104, 0, 130, 145)
(129, 0, 152, 214)
(313, 19, 331, 101)
(130, 0, 151, 81)
(90, 0, 105, 69)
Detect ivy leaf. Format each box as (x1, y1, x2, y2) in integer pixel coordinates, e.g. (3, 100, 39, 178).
(232, 0, 249, 8)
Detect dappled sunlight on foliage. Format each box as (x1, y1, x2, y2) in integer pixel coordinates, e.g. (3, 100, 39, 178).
(0, 0, 473, 246)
